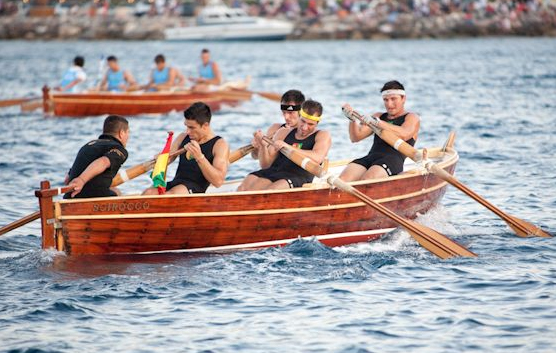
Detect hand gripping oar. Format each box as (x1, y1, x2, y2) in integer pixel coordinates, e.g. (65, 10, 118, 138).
(343, 108, 552, 238)
(261, 136, 476, 259)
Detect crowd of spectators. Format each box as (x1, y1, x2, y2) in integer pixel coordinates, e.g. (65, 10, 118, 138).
(240, 0, 555, 22)
(1, 0, 554, 38)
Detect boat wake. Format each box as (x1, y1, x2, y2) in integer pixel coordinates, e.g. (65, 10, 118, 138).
(334, 205, 457, 256)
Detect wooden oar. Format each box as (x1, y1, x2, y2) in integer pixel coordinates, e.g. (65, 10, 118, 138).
(261, 136, 476, 259)
(229, 144, 255, 164)
(344, 108, 552, 238)
(252, 91, 282, 102)
(0, 211, 40, 236)
(0, 96, 39, 109)
(20, 99, 43, 112)
(111, 147, 185, 186)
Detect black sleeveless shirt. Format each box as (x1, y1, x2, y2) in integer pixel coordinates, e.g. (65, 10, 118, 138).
(172, 135, 221, 192)
(369, 113, 416, 157)
(270, 128, 319, 180)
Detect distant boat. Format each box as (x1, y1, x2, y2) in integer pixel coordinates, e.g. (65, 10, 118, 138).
(164, 3, 294, 41)
(41, 78, 252, 117)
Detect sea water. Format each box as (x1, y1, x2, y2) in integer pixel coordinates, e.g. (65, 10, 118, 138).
(0, 38, 555, 352)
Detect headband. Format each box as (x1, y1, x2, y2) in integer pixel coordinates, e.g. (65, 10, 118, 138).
(281, 104, 301, 111)
(300, 109, 321, 122)
(381, 89, 406, 98)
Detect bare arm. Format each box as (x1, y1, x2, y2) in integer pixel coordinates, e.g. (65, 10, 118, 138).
(210, 62, 222, 86)
(275, 130, 332, 164)
(349, 119, 375, 142)
(67, 156, 111, 197)
(258, 127, 290, 169)
(61, 78, 84, 91)
(124, 71, 136, 85)
(174, 68, 185, 86)
(168, 133, 187, 164)
(196, 139, 229, 188)
(100, 73, 108, 91)
(251, 123, 283, 159)
(378, 113, 420, 141)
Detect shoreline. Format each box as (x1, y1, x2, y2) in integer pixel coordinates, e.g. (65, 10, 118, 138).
(1, 13, 555, 41)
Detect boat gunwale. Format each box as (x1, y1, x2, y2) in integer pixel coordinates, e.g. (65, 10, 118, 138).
(58, 180, 448, 220)
(56, 146, 458, 205)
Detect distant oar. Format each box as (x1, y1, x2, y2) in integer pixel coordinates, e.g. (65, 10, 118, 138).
(261, 136, 476, 259)
(345, 108, 552, 238)
(0, 96, 39, 109)
(250, 91, 282, 102)
(229, 144, 255, 164)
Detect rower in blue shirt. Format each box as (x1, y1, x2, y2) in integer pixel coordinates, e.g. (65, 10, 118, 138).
(190, 49, 222, 91)
(55, 56, 87, 92)
(144, 54, 185, 91)
(100, 56, 137, 92)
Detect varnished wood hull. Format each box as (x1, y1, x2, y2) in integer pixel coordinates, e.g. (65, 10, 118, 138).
(44, 90, 253, 117)
(36, 148, 458, 256)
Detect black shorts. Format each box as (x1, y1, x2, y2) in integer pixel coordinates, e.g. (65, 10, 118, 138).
(250, 169, 313, 188)
(351, 153, 405, 176)
(166, 179, 206, 194)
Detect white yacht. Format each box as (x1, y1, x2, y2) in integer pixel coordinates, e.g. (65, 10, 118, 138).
(164, 3, 294, 41)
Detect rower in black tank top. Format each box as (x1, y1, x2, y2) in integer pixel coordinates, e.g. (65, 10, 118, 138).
(251, 128, 319, 188)
(352, 113, 416, 176)
(166, 135, 221, 193)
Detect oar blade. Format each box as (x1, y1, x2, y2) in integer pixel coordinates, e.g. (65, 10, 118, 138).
(505, 215, 552, 238)
(404, 219, 477, 259)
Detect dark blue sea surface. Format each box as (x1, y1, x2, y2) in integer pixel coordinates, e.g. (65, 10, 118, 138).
(0, 38, 555, 352)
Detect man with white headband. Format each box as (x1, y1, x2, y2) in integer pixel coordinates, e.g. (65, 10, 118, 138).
(339, 80, 420, 181)
(238, 99, 332, 190)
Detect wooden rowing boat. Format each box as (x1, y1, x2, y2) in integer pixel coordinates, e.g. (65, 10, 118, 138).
(41, 84, 253, 117)
(34, 145, 458, 256)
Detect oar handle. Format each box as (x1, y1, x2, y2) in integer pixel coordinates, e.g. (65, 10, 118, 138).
(0, 211, 41, 236)
(111, 147, 186, 187)
(261, 136, 325, 177)
(228, 144, 255, 164)
(342, 108, 423, 162)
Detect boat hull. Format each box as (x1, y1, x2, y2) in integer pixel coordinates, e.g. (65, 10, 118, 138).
(36, 148, 458, 256)
(44, 89, 253, 117)
(164, 18, 293, 41)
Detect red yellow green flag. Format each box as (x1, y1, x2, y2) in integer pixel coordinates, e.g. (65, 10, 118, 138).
(151, 131, 173, 195)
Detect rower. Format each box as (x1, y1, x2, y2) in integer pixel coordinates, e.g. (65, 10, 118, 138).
(237, 99, 331, 191)
(144, 54, 184, 91)
(340, 80, 420, 181)
(251, 89, 305, 159)
(142, 102, 229, 195)
(190, 48, 222, 91)
(55, 56, 87, 93)
(64, 115, 130, 199)
(100, 55, 138, 92)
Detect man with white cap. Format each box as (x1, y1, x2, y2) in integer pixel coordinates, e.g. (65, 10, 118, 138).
(340, 80, 420, 181)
